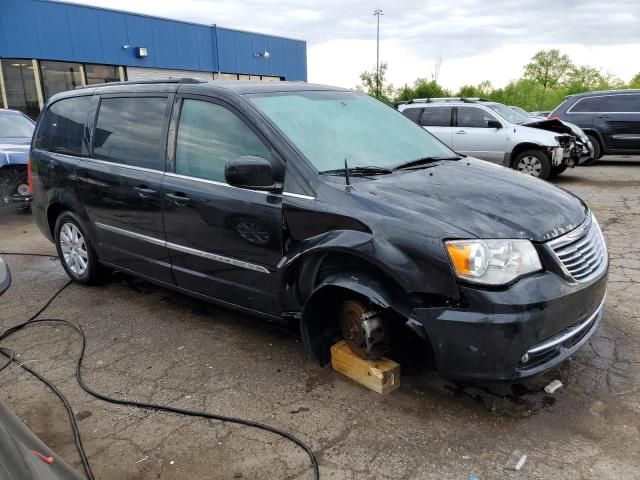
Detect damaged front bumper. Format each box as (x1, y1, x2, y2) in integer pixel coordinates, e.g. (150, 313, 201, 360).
(409, 270, 608, 381)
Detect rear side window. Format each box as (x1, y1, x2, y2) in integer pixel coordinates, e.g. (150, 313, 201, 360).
(603, 94, 640, 113)
(421, 106, 452, 127)
(456, 107, 495, 128)
(35, 96, 92, 156)
(93, 97, 168, 170)
(569, 96, 605, 113)
(175, 99, 270, 183)
(401, 108, 423, 123)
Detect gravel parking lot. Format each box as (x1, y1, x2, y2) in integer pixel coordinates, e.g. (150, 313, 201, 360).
(1, 157, 639, 480)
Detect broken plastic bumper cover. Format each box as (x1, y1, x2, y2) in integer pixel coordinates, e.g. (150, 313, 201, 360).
(410, 268, 608, 381)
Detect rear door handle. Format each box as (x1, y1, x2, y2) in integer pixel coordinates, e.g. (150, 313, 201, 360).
(134, 185, 157, 199)
(455, 130, 467, 134)
(165, 192, 190, 206)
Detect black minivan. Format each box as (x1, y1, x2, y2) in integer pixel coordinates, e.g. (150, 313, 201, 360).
(30, 79, 608, 381)
(550, 89, 640, 163)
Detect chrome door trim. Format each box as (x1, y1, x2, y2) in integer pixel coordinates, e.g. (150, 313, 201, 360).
(164, 172, 316, 200)
(83, 157, 164, 175)
(95, 222, 166, 247)
(94, 222, 270, 274)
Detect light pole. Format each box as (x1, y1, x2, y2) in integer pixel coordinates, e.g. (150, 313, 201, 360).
(373, 9, 383, 99)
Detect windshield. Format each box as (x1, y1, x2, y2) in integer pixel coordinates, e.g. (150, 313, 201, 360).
(247, 90, 456, 172)
(0, 112, 35, 138)
(510, 106, 529, 116)
(486, 103, 530, 125)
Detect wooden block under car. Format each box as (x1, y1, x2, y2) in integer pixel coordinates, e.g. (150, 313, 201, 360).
(330, 340, 400, 395)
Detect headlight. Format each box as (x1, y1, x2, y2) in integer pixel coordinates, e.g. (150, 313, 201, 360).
(445, 239, 542, 285)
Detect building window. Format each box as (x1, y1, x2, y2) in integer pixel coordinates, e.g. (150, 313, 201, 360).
(84, 64, 119, 85)
(39, 61, 83, 100)
(1, 59, 40, 118)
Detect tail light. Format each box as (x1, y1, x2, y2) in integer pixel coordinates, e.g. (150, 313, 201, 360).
(27, 157, 33, 194)
(548, 115, 560, 120)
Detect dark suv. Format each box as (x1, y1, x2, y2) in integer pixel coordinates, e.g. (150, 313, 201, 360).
(30, 79, 608, 381)
(550, 89, 640, 163)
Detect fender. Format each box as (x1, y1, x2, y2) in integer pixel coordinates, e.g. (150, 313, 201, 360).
(43, 188, 94, 241)
(0, 149, 29, 168)
(280, 228, 433, 300)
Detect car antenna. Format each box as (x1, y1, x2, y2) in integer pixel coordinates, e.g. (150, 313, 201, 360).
(344, 157, 351, 188)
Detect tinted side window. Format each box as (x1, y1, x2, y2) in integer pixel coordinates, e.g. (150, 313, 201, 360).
(93, 97, 168, 170)
(603, 94, 640, 113)
(402, 108, 423, 123)
(570, 96, 605, 113)
(421, 107, 452, 127)
(35, 96, 92, 156)
(175, 99, 271, 183)
(457, 107, 495, 128)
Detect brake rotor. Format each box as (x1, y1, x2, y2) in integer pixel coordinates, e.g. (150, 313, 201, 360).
(339, 300, 387, 360)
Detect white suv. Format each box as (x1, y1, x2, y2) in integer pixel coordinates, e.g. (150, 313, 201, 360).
(398, 98, 593, 180)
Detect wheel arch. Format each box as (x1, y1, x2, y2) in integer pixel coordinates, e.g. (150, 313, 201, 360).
(510, 142, 550, 167)
(295, 250, 433, 365)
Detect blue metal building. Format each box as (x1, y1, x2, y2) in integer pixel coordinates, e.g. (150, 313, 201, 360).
(0, 0, 307, 117)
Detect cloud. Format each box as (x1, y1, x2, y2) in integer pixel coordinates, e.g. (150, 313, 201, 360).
(59, 0, 640, 90)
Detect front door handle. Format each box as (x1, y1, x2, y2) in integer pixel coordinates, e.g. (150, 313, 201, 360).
(455, 130, 467, 134)
(134, 185, 157, 199)
(165, 192, 190, 206)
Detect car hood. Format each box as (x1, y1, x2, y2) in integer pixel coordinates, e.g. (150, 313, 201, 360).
(0, 138, 30, 166)
(522, 118, 587, 140)
(351, 158, 588, 242)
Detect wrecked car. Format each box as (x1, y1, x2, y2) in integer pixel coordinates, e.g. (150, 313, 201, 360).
(30, 80, 608, 381)
(0, 109, 34, 208)
(398, 98, 594, 179)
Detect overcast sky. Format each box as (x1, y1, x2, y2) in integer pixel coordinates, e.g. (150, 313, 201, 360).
(60, 0, 640, 90)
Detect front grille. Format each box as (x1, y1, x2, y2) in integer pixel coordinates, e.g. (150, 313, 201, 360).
(547, 215, 608, 282)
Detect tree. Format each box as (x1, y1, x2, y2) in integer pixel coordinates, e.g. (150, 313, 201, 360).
(395, 83, 415, 102)
(630, 72, 640, 89)
(357, 62, 394, 103)
(524, 49, 574, 89)
(565, 65, 606, 92)
(413, 78, 450, 99)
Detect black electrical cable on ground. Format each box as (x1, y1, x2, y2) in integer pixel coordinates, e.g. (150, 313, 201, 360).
(0, 253, 320, 480)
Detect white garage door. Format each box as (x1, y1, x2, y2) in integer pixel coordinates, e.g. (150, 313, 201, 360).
(126, 67, 213, 81)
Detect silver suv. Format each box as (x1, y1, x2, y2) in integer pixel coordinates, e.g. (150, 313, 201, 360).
(398, 98, 593, 180)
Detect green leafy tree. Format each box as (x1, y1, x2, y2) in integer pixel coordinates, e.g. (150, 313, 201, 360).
(630, 72, 640, 88)
(524, 49, 574, 89)
(412, 78, 451, 99)
(565, 66, 605, 92)
(457, 80, 492, 98)
(395, 83, 416, 102)
(357, 62, 395, 103)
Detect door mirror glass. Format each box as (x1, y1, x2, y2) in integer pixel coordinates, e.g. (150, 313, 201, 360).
(225, 156, 278, 191)
(0, 258, 11, 296)
(487, 119, 502, 129)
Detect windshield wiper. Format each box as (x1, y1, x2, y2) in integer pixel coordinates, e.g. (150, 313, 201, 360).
(320, 166, 393, 176)
(393, 156, 461, 171)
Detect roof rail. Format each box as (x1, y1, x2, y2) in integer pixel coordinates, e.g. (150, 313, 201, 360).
(75, 77, 207, 90)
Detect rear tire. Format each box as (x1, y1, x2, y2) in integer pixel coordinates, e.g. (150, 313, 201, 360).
(582, 135, 601, 165)
(54, 212, 104, 284)
(513, 150, 551, 180)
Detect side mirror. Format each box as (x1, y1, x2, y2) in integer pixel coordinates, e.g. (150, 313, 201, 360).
(487, 120, 503, 129)
(225, 155, 278, 191)
(0, 258, 11, 296)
